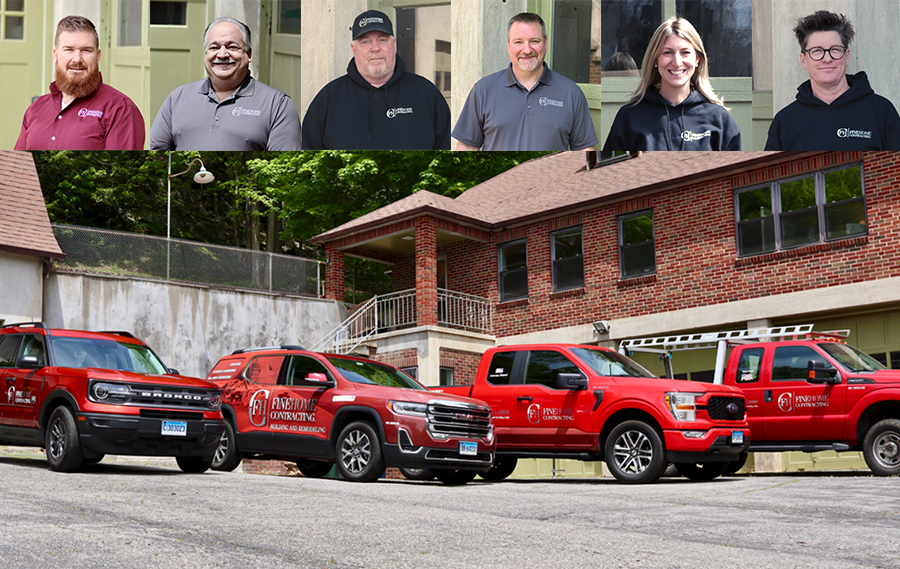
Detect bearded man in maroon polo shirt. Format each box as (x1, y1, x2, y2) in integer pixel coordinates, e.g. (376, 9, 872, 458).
(15, 15, 145, 150)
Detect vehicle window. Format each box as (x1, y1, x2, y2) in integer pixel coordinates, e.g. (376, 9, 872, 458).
(326, 357, 427, 390)
(817, 342, 886, 373)
(486, 351, 516, 385)
(48, 337, 168, 374)
(771, 346, 833, 381)
(284, 355, 332, 387)
(572, 347, 656, 378)
(19, 335, 45, 367)
(0, 335, 21, 367)
(245, 355, 285, 385)
(524, 351, 582, 389)
(735, 348, 764, 384)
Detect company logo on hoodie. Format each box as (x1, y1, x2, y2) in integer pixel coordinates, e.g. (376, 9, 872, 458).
(539, 97, 564, 108)
(681, 129, 712, 142)
(836, 128, 872, 140)
(386, 107, 413, 119)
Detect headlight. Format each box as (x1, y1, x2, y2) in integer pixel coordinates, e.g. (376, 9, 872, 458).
(388, 400, 427, 416)
(665, 392, 702, 422)
(89, 381, 131, 404)
(207, 391, 222, 410)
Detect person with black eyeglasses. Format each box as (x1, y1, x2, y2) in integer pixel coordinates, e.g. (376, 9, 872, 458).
(766, 10, 900, 150)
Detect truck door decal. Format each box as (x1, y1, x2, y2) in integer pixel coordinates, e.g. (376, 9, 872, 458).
(249, 389, 270, 426)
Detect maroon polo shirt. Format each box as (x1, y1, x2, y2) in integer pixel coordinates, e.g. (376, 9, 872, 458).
(15, 76, 145, 150)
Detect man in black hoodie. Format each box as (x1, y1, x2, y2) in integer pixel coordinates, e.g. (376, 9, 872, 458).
(301, 10, 450, 150)
(766, 11, 900, 150)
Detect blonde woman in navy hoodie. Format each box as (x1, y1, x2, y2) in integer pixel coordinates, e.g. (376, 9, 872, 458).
(603, 17, 741, 151)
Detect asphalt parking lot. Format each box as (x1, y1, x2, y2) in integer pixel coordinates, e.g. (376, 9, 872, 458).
(0, 447, 897, 569)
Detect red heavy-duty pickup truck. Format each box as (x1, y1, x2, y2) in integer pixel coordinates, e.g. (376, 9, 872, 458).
(621, 325, 900, 476)
(431, 344, 750, 484)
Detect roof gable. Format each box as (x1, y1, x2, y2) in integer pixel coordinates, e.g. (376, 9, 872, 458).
(0, 151, 64, 259)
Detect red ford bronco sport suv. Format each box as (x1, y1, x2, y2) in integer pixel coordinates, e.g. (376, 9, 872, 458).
(205, 346, 495, 485)
(0, 323, 225, 472)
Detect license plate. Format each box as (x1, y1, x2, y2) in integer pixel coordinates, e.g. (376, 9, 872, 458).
(459, 441, 478, 456)
(161, 421, 187, 437)
(731, 430, 744, 444)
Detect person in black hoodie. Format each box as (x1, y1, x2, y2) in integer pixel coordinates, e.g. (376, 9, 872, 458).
(603, 17, 741, 151)
(301, 10, 450, 150)
(765, 11, 900, 151)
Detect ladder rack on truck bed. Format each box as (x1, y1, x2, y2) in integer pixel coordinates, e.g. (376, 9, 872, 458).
(619, 325, 849, 384)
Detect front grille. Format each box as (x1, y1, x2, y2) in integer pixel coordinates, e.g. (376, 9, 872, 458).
(129, 384, 214, 411)
(140, 409, 204, 421)
(707, 396, 746, 421)
(427, 401, 492, 439)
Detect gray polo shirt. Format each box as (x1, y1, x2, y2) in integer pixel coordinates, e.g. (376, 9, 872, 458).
(453, 64, 598, 151)
(150, 75, 301, 151)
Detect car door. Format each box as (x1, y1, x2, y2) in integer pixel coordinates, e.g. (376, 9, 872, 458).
(231, 354, 285, 453)
(267, 354, 337, 460)
(3, 334, 45, 428)
(761, 345, 846, 441)
(468, 350, 520, 442)
(0, 334, 22, 422)
(731, 346, 766, 436)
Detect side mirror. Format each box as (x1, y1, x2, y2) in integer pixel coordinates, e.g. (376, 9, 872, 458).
(306, 372, 333, 387)
(167, 368, 180, 375)
(16, 355, 43, 369)
(807, 360, 839, 384)
(557, 372, 588, 390)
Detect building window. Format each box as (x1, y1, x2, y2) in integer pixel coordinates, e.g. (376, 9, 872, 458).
(735, 165, 866, 257)
(618, 209, 655, 278)
(439, 367, 454, 386)
(400, 366, 418, 380)
(150, 1, 186, 25)
(552, 227, 584, 291)
(277, 0, 302, 35)
(499, 239, 528, 301)
(550, 0, 602, 85)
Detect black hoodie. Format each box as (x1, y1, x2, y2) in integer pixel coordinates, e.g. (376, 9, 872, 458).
(765, 72, 900, 150)
(302, 55, 450, 149)
(603, 87, 741, 151)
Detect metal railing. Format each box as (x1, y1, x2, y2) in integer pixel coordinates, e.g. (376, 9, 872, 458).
(312, 288, 493, 354)
(52, 224, 323, 297)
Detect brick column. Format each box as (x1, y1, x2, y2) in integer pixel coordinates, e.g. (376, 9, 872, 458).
(324, 243, 345, 301)
(415, 217, 438, 327)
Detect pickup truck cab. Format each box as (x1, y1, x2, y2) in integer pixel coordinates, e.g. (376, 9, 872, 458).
(205, 346, 495, 485)
(432, 344, 750, 484)
(621, 325, 900, 476)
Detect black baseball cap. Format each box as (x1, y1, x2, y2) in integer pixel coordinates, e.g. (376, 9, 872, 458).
(352, 10, 393, 40)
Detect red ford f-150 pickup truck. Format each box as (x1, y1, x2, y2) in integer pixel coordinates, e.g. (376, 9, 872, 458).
(431, 343, 750, 484)
(621, 325, 900, 476)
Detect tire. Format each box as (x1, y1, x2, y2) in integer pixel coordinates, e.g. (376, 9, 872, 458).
(674, 461, 729, 482)
(335, 421, 385, 482)
(296, 460, 334, 478)
(434, 469, 477, 486)
(211, 421, 241, 472)
(478, 458, 518, 481)
(604, 420, 668, 484)
(177, 456, 212, 473)
(399, 467, 435, 481)
(863, 418, 900, 476)
(723, 453, 748, 476)
(45, 406, 84, 472)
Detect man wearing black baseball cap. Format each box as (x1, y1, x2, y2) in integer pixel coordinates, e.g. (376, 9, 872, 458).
(301, 10, 450, 149)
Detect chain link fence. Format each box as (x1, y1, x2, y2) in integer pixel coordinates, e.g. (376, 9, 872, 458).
(52, 224, 323, 297)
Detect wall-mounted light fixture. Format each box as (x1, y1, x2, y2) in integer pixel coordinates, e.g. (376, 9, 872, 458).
(592, 320, 611, 334)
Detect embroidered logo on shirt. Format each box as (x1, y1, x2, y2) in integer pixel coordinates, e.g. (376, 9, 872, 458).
(77, 108, 103, 119)
(837, 128, 872, 139)
(539, 97, 564, 108)
(386, 107, 413, 119)
(232, 107, 262, 117)
(359, 17, 385, 27)
(681, 129, 712, 142)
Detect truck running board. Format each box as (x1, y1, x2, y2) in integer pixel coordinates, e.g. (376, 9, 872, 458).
(749, 442, 854, 453)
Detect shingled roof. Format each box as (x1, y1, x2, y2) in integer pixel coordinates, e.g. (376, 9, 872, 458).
(0, 151, 64, 259)
(313, 151, 795, 244)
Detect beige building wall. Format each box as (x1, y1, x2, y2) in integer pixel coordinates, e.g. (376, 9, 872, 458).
(0, 252, 44, 324)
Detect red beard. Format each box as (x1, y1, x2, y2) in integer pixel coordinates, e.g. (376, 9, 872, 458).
(55, 61, 102, 100)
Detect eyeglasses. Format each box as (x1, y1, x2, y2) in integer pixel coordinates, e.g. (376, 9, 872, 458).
(802, 46, 846, 61)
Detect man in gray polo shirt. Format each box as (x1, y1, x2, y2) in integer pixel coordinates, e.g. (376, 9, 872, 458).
(453, 12, 597, 151)
(150, 17, 301, 151)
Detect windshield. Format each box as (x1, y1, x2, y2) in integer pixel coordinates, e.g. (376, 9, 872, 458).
(326, 357, 426, 390)
(49, 336, 169, 374)
(817, 342, 886, 373)
(571, 347, 657, 378)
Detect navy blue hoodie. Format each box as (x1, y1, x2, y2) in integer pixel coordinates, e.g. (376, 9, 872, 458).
(302, 55, 450, 150)
(765, 72, 900, 150)
(603, 87, 741, 151)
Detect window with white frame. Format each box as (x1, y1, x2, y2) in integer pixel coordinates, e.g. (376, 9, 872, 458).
(499, 240, 528, 301)
(552, 227, 584, 291)
(735, 164, 866, 257)
(618, 209, 655, 278)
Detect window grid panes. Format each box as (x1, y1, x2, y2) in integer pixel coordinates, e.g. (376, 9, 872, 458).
(736, 165, 865, 257)
(499, 240, 528, 301)
(552, 227, 584, 291)
(277, 0, 302, 35)
(619, 209, 655, 278)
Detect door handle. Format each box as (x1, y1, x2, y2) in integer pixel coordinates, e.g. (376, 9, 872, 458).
(5, 377, 15, 383)
(764, 390, 772, 402)
(517, 396, 533, 402)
